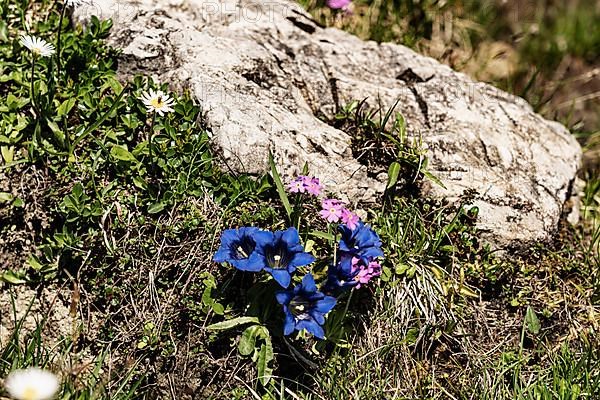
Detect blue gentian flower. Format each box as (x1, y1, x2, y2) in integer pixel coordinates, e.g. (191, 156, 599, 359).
(322, 253, 360, 293)
(213, 227, 271, 272)
(338, 221, 383, 263)
(275, 274, 336, 339)
(256, 227, 315, 288)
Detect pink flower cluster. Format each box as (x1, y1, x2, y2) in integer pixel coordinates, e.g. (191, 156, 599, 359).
(319, 198, 359, 230)
(327, 0, 351, 10)
(286, 175, 361, 230)
(350, 257, 382, 288)
(287, 175, 322, 196)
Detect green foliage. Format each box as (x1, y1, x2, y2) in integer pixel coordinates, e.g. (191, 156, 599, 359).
(332, 99, 443, 192)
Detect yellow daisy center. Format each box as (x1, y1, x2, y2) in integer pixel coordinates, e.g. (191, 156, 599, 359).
(150, 97, 164, 109)
(22, 386, 39, 400)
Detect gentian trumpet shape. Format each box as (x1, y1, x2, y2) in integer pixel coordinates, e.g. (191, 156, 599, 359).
(338, 221, 383, 264)
(213, 227, 271, 272)
(324, 254, 382, 293)
(323, 253, 360, 292)
(256, 227, 315, 288)
(276, 274, 336, 339)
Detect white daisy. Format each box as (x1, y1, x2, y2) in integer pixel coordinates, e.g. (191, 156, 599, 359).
(19, 35, 55, 58)
(4, 368, 60, 400)
(139, 89, 176, 116)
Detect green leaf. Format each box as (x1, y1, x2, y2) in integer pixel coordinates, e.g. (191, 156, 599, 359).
(0, 192, 13, 203)
(386, 161, 401, 189)
(57, 97, 77, 117)
(72, 84, 128, 149)
(132, 176, 148, 190)
(0, 21, 8, 42)
(268, 151, 292, 220)
(238, 325, 261, 356)
(47, 120, 65, 145)
(309, 230, 335, 241)
(206, 316, 260, 331)
(380, 266, 392, 282)
(422, 170, 446, 189)
(257, 336, 274, 386)
(1, 270, 27, 285)
(525, 306, 540, 334)
(110, 145, 137, 162)
(1, 146, 13, 163)
(147, 201, 166, 214)
(27, 256, 44, 272)
(211, 303, 224, 315)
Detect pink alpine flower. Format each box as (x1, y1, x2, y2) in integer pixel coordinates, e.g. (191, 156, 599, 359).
(327, 0, 351, 10)
(351, 257, 382, 288)
(287, 175, 322, 196)
(305, 177, 322, 196)
(319, 198, 344, 223)
(341, 208, 360, 230)
(287, 176, 306, 193)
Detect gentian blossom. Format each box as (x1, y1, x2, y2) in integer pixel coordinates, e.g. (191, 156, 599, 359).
(323, 253, 360, 292)
(338, 221, 384, 264)
(319, 198, 344, 223)
(326, 0, 351, 10)
(256, 227, 315, 288)
(341, 208, 360, 230)
(276, 274, 336, 339)
(213, 227, 271, 272)
(324, 254, 382, 293)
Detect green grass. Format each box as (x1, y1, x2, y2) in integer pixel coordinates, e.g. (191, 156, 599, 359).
(1, 0, 599, 399)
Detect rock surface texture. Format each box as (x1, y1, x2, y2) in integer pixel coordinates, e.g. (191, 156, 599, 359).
(74, 0, 581, 250)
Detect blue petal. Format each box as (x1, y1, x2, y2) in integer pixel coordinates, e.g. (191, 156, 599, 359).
(305, 292, 325, 302)
(283, 308, 296, 335)
(338, 238, 353, 253)
(310, 310, 325, 325)
(213, 248, 231, 263)
(359, 247, 384, 261)
(270, 269, 291, 288)
(290, 252, 315, 268)
(336, 254, 354, 274)
(275, 290, 294, 305)
(253, 230, 275, 252)
(281, 227, 300, 245)
(297, 320, 325, 339)
(220, 229, 239, 246)
(300, 274, 317, 293)
(314, 296, 336, 313)
(232, 253, 265, 272)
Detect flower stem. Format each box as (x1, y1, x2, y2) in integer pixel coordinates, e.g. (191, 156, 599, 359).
(148, 112, 156, 166)
(56, 4, 66, 77)
(30, 57, 39, 117)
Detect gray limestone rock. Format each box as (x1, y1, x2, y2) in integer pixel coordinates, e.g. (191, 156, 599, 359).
(73, 0, 582, 250)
